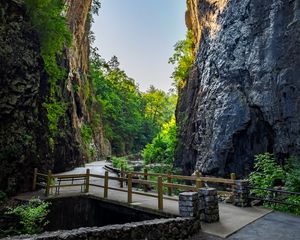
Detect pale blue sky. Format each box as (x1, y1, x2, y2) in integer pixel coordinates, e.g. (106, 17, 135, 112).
(92, 0, 187, 92)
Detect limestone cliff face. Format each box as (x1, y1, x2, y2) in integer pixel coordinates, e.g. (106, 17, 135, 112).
(0, 0, 47, 194)
(176, 0, 300, 177)
(0, 0, 109, 194)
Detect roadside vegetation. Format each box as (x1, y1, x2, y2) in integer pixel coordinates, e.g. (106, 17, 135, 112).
(1, 199, 50, 237)
(249, 153, 300, 215)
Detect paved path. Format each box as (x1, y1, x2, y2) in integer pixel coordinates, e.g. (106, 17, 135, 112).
(228, 211, 300, 240)
(17, 161, 273, 238)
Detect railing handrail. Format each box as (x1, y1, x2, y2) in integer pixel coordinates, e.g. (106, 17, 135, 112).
(32, 167, 236, 211)
(123, 170, 236, 185)
(248, 185, 300, 196)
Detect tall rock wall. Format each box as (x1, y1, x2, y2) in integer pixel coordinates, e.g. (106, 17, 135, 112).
(0, 0, 109, 194)
(176, 0, 300, 177)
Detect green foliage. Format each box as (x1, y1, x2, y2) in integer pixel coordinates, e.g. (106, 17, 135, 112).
(0, 191, 7, 203)
(249, 153, 285, 197)
(24, 0, 72, 136)
(112, 156, 133, 171)
(91, 0, 101, 15)
(24, 0, 72, 86)
(169, 30, 195, 90)
(43, 100, 67, 133)
(80, 124, 93, 145)
(273, 195, 300, 215)
(249, 153, 300, 215)
(285, 157, 300, 192)
(143, 116, 177, 167)
(90, 51, 177, 156)
(80, 123, 95, 161)
(143, 86, 177, 128)
(6, 199, 50, 235)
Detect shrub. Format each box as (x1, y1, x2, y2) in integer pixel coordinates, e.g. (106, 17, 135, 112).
(249, 153, 300, 215)
(249, 153, 285, 197)
(6, 199, 50, 235)
(285, 157, 300, 192)
(112, 156, 133, 171)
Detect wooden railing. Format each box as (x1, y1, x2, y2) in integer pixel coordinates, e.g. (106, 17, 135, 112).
(32, 168, 237, 211)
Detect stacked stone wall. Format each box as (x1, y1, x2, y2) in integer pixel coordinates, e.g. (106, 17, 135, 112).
(6, 218, 200, 240)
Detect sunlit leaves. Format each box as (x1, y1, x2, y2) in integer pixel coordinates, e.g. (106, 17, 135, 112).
(169, 30, 195, 90)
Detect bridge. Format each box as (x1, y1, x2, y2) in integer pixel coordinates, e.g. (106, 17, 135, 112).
(14, 161, 276, 238)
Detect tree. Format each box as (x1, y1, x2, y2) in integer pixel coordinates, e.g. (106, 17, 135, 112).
(90, 50, 177, 156)
(169, 30, 195, 90)
(142, 116, 177, 166)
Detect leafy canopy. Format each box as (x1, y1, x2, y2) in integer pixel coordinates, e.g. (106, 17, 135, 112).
(169, 30, 195, 90)
(90, 50, 176, 156)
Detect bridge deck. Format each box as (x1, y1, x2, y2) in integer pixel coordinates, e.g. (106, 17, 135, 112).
(16, 185, 271, 238)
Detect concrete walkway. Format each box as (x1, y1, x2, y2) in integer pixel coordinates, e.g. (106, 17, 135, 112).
(16, 161, 272, 238)
(228, 211, 300, 240)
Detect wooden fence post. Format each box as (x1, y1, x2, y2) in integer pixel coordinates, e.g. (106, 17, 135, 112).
(195, 170, 203, 189)
(104, 171, 109, 198)
(127, 173, 132, 204)
(32, 168, 38, 191)
(45, 170, 52, 197)
(231, 173, 236, 192)
(143, 168, 148, 192)
(85, 169, 90, 193)
(167, 173, 172, 196)
(157, 176, 163, 211)
(230, 173, 236, 181)
(120, 167, 124, 188)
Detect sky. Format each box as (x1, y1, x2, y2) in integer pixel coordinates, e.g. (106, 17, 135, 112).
(91, 0, 187, 92)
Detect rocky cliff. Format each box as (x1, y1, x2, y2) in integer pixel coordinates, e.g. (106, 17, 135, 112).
(176, 0, 300, 177)
(0, 0, 109, 194)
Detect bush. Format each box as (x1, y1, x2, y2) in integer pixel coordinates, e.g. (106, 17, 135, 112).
(249, 153, 285, 197)
(6, 199, 50, 235)
(249, 153, 300, 215)
(112, 156, 133, 171)
(285, 157, 300, 192)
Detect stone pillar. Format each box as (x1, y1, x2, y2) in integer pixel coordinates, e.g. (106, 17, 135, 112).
(179, 192, 198, 217)
(233, 180, 250, 207)
(199, 188, 219, 223)
(198, 190, 205, 221)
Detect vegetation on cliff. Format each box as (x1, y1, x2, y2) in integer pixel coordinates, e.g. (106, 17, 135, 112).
(168, 30, 195, 90)
(24, 0, 72, 145)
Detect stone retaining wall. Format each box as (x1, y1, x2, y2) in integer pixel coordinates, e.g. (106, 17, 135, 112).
(6, 217, 200, 240)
